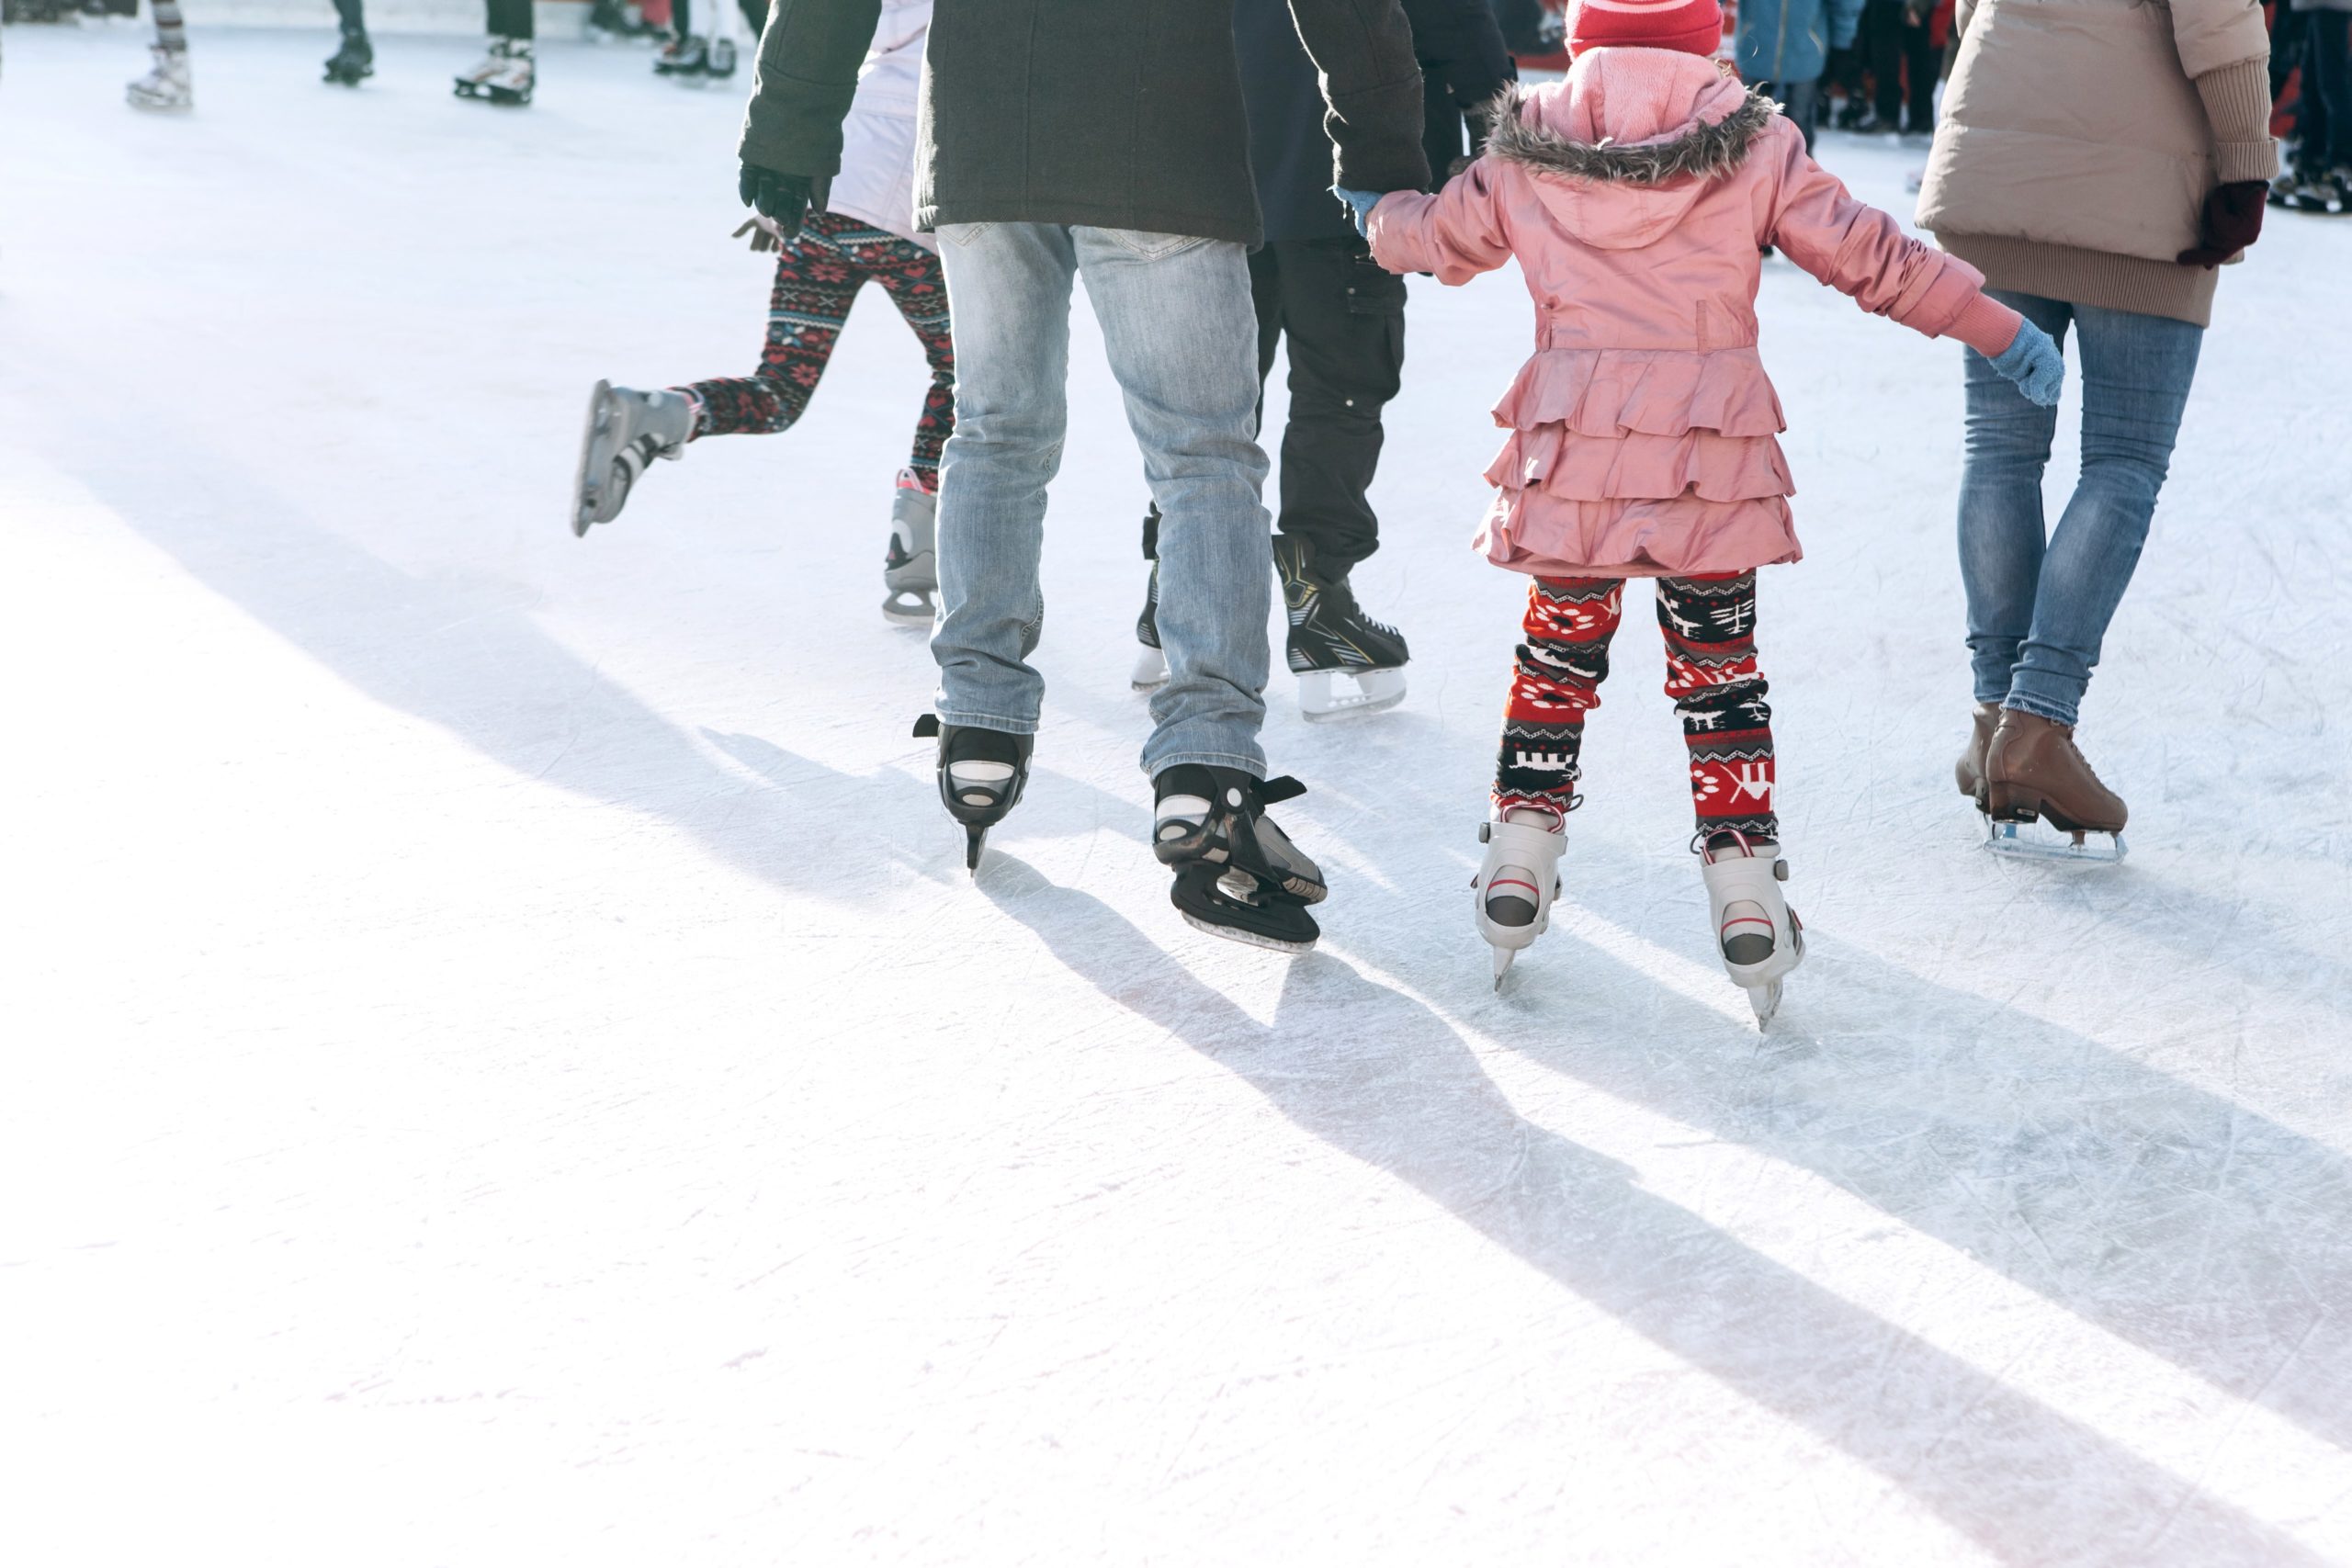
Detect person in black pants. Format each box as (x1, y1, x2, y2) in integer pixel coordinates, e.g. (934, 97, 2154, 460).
(1860, 0, 1939, 136)
(1135, 0, 1516, 720)
(323, 0, 373, 84)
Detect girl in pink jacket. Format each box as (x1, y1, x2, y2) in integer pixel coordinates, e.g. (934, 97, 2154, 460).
(1345, 0, 2060, 1020)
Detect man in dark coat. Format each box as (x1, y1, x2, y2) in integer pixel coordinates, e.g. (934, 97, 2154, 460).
(1136, 0, 1515, 721)
(736, 0, 1429, 953)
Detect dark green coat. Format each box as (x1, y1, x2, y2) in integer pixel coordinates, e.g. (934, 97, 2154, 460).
(740, 0, 1431, 246)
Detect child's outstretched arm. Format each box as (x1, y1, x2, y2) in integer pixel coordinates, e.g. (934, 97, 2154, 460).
(1761, 125, 2023, 359)
(1361, 160, 1514, 284)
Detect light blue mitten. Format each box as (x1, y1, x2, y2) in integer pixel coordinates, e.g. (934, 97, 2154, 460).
(1332, 186, 1383, 239)
(1988, 319, 2064, 408)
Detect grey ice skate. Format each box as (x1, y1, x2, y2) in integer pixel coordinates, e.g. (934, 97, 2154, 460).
(882, 469, 936, 626)
(127, 46, 192, 111)
(571, 381, 692, 536)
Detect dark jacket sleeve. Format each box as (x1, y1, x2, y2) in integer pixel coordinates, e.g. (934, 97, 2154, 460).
(1285, 0, 1434, 193)
(1402, 0, 1517, 107)
(738, 0, 883, 179)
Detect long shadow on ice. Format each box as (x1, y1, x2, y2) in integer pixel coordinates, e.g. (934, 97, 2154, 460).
(1347, 831, 2352, 1465)
(981, 863, 2315, 1567)
(29, 422, 1152, 900)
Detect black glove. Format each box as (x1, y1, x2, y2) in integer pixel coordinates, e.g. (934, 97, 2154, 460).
(737, 164, 814, 240)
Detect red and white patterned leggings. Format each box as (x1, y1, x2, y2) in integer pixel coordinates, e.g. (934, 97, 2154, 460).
(680, 212, 956, 490)
(1495, 571, 1779, 841)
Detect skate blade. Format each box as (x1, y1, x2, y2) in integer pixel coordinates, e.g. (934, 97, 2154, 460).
(1297, 668, 1405, 722)
(1130, 645, 1169, 692)
(965, 825, 987, 875)
(1982, 818, 2128, 863)
(1492, 947, 1517, 990)
(1180, 909, 1316, 955)
(881, 590, 934, 628)
(1747, 981, 1782, 1029)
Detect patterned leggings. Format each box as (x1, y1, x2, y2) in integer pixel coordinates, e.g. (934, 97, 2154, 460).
(1495, 572, 1779, 840)
(681, 212, 956, 489)
(153, 0, 187, 50)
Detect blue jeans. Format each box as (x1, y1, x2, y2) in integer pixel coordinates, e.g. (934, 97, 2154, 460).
(1958, 290, 2203, 726)
(934, 223, 1272, 778)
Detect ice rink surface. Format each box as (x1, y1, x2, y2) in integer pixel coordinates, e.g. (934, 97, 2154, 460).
(6, 26, 2351, 1565)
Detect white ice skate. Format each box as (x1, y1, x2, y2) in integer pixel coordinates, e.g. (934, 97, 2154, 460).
(126, 47, 193, 112)
(1698, 831, 1804, 1027)
(1472, 807, 1566, 989)
(455, 38, 532, 105)
(881, 469, 936, 627)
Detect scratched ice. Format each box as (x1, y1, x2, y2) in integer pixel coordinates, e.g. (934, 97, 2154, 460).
(5, 28, 2350, 1567)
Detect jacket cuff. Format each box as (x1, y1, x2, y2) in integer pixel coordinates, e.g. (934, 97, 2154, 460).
(1949, 292, 2025, 358)
(2195, 59, 2280, 185)
(1327, 74, 1439, 193)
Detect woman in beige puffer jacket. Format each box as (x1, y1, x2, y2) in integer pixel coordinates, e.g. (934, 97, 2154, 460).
(1915, 0, 2276, 851)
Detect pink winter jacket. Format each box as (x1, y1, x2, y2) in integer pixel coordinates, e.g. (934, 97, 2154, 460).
(1367, 48, 2025, 581)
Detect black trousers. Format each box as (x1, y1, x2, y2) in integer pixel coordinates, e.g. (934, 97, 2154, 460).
(1250, 236, 1407, 579)
(1863, 0, 1938, 134)
(486, 0, 532, 39)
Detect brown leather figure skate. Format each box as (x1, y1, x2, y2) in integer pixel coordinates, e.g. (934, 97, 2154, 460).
(1954, 702, 2000, 803)
(1981, 710, 2128, 862)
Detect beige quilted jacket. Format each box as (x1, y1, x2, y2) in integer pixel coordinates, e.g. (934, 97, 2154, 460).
(1916, 0, 2278, 323)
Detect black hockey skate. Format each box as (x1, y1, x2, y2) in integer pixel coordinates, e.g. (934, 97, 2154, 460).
(653, 33, 707, 74)
(1151, 765, 1325, 954)
(1132, 505, 1168, 690)
(1274, 534, 1408, 721)
(322, 30, 373, 85)
(914, 716, 1032, 874)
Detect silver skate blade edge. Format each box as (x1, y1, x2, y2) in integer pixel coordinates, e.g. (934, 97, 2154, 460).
(1492, 947, 1516, 990)
(1180, 910, 1315, 956)
(880, 592, 934, 628)
(571, 380, 615, 537)
(1297, 668, 1407, 722)
(1980, 818, 2129, 864)
(1747, 981, 1781, 1028)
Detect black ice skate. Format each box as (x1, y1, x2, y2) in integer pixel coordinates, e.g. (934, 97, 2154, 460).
(653, 33, 707, 75)
(915, 716, 1032, 874)
(1274, 534, 1408, 721)
(1131, 506, 1168, 690)
(1151, 765, 1325, 954)
(571, 380, 692, 536)
(322, 29, 373, 85)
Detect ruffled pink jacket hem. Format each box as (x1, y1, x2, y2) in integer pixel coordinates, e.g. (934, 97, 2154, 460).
(1367, 49, 2023, 581)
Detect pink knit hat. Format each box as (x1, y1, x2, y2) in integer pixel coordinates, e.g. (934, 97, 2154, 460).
(1566, 0, 1724, 56)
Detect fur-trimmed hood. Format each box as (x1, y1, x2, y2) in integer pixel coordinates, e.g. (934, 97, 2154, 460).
(1485, 81, 1778, 186)
(1476, 49, 1781, 250)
